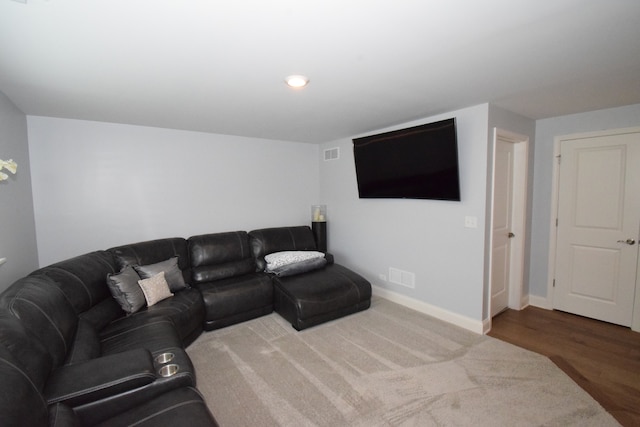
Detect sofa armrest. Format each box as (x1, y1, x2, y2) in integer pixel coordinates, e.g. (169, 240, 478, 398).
(72, 347, 197, 426)
(44, 348, 156, 407)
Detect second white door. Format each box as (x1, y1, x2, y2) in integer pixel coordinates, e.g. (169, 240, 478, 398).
(554, 129, 640, 326)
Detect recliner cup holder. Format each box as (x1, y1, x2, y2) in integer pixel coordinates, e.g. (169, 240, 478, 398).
(158, 364, 179, 377)
(155, 352, 175, 364)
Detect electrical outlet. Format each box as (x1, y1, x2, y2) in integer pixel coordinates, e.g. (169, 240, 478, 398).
(378, 273, 387, 282)
(464, 216, 478, 228)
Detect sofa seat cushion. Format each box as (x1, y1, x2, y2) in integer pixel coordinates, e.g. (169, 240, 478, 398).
(93, 387, 218, 427)
(138, 287, 205, 346)
(99, 316, 182, 356)
(196, 273, 273, 331)
(272, 263, 372, 330)
(97, 286, 203, 348)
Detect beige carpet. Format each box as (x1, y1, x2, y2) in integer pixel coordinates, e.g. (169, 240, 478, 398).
(187, 297, 619, 426)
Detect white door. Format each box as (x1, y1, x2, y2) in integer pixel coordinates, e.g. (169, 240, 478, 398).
(554, 129, 640, 326)
(491, 137, 515, 317)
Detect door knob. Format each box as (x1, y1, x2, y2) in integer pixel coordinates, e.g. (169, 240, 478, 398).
(507, 232, 515, 238)
(617, 239, 636, 245)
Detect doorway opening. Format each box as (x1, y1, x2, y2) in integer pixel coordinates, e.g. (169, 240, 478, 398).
(488, 128, 529, 322)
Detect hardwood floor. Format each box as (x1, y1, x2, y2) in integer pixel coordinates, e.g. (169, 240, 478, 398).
(489, 307, 640, 427)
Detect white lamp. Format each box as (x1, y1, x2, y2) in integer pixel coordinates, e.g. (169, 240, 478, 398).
(0, 158, 18, 181)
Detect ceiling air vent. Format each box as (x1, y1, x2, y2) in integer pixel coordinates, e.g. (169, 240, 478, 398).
(324, 147, 339, 161)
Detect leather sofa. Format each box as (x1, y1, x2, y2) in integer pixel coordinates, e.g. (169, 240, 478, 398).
(0, 225, 371, 426)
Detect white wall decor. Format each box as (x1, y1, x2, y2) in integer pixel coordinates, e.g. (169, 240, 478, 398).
(0, 158, 17, 181)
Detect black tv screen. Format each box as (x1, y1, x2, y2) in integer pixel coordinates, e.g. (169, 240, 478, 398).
(353, 118, 461, 201)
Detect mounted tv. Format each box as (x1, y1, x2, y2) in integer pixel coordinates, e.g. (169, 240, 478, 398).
(353, 118, 461, 201)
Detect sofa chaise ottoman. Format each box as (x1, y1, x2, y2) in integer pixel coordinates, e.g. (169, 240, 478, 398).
(249, 226, 372, 330)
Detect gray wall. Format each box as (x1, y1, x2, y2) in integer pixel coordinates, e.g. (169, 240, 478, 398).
(28, 116, 320, 266)
(528, 103, 640, 301)
(0, 92, 39, 292)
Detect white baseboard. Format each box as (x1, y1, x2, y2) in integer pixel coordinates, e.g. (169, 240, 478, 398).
(528, 295, 551, 309)
(372, 285, 486, 335)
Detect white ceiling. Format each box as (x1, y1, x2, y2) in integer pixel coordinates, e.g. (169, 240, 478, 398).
(1, 0, 639, 143)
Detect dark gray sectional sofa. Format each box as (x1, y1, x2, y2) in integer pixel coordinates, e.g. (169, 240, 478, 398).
(0, 225, 371, 426)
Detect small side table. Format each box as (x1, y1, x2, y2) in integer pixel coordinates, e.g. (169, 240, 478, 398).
(311, 221, 327, 252)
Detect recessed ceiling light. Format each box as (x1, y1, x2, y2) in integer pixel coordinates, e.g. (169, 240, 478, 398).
(285, 75, 309, 88)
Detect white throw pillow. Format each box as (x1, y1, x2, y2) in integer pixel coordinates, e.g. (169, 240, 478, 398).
(264, 251, 325, 271)
(138, 271, 174, 307)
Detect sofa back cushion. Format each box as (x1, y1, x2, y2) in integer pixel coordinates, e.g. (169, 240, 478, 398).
(0, 309, 52, 390)
(33, 250, 118, 315)
(188, 231, 256, 283)
(109, 238, 191, 285)
(33, 250, 121, 332)
(0, 343, 49, 427)
(0, 275, 78, 368)
(248, 226, 318, 271)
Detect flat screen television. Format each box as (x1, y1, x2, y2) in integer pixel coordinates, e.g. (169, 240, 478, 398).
(352, 118, 461, 201)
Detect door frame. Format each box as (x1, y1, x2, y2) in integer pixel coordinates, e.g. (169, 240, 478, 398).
(547, 126, 640, 331)
(488, 128, 529, 317)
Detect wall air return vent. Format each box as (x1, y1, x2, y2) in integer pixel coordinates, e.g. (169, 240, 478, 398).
(324, 147, 340, 161)
(389, 267, 415, 289)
